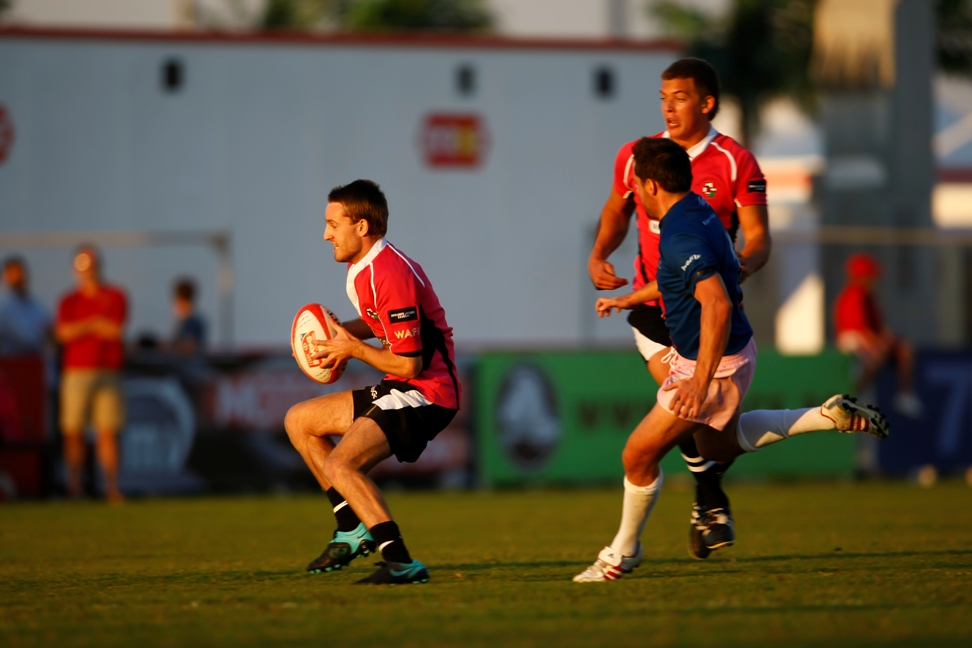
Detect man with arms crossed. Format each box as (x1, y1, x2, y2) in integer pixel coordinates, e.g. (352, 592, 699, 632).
(56, 246, 127, 503)
(285, 180, 460, 585)
(574, 139, 888, 582)
(588, 58, 770, 558)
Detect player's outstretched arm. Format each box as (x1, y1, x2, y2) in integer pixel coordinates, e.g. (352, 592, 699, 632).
(312, 320, 421, 379)
(595, 281, 662, 317)
(737, 204, 771, 281)
(663, 273, 731, 419)
(588, 189, 635, 290)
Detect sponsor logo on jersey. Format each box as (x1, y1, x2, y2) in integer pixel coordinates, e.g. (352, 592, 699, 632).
(681, 254, 701, 272)
(366, 307, 380, 320)
(649, 220, 661, 234)
(394, 327, 420, 340)
(747, 179, 766, 193)
(388, 306, 418, 323)
(702, 181, 717, 198)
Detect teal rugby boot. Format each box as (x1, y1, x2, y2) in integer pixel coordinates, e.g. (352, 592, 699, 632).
(306, 523, 376, 574)
(354, 560, 430, 585)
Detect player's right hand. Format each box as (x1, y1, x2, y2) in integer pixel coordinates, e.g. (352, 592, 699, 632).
(595, 297, 627, 317)
(588, 258, 628, 290)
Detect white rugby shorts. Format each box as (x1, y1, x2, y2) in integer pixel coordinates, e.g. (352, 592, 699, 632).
(632, 327, 670, 363)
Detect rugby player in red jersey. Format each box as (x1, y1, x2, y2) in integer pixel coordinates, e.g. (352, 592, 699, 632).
(574, 138, 888, 583)
(587, 58, 770, 559)
(284, 180, 460, 585)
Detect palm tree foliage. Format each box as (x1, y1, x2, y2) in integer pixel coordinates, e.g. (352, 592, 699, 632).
(938, 0, 972, 75)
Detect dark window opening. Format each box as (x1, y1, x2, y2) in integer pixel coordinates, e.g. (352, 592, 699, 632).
(162, 59, 184, 93)
(594, 66, 615, 100)
(456, 64, 476, 97)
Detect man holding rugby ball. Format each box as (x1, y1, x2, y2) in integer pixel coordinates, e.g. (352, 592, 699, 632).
(285, 180, 460, 585)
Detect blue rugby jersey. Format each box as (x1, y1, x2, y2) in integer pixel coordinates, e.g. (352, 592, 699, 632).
(656, 192, 753, 360)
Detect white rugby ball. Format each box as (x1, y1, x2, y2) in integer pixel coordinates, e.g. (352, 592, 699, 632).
(291, 304, 347, 384)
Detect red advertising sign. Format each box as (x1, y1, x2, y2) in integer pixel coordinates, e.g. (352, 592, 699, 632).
(420, 113, 489, 168)
(0, 105, 13, 165)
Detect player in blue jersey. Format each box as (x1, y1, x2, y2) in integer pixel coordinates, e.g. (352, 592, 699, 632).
(573, 138, 890, 582)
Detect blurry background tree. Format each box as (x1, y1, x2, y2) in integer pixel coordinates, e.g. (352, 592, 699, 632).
(253, 0, 492, 32)
(650, 0, 972, 147)
(938, 0, 972, 76)
(334, 0, 492, 32)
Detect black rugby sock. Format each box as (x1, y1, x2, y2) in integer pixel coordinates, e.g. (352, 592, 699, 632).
(679, 437, 732, 510)
(370, 521, 413, 564)
(325, 487, 361, 533)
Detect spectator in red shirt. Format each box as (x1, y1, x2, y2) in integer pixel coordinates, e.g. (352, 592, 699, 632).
(834, 253, 922, 418)
(55, 246, 127, 502)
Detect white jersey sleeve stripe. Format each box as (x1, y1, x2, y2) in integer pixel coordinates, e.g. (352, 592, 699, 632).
(710, 141, 738, 183)
(369, 263, 390, 340)
(622, 155, 635, 199)
(387, 243, 426, 288)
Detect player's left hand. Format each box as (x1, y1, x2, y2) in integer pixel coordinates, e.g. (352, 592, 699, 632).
(662, 376, 709, 419)
(311, 320, 359, 367)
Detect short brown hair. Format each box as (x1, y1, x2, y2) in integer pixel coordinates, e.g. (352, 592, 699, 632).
(328, 179, 389, 238)
(661, 57, 720, 120)
(174, 277, 196, 302)
(632, 138, 692, 193)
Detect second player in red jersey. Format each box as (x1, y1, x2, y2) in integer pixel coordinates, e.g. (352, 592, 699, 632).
(587, 58, 771, 561)
(612, 128, 767, 300)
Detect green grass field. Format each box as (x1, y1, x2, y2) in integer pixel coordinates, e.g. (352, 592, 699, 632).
(2, 481, 972, 647)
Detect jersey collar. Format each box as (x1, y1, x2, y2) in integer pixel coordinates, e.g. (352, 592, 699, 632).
(663, 126, 718, 161)
(346, 238, 387, 313)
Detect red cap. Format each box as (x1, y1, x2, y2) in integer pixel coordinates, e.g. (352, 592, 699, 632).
(846, 253, 881, 279)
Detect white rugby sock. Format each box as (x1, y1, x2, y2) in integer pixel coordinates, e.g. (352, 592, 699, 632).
(736, 408, 836, 452)
(610, 472, 663, 556)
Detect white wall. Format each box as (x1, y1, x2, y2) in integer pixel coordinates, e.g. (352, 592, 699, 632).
(0, 34, 675, 348)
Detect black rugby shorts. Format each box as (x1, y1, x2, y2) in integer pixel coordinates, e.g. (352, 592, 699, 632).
(352, 380, 457, 463)
(626, 304, 673, 347)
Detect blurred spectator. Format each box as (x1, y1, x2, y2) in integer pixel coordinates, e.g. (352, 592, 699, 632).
(0, 256, 53, 357)
(172, 277, 206, 355)
(834, 252, 922, 418)
(55, 246, 127, 502)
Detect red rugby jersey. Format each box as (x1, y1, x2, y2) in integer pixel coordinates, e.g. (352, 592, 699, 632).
(612, 127, 767, 303)
(834, 285, 884, 336)
(56, 285, 127, 370)
(346, 239, 460, 410)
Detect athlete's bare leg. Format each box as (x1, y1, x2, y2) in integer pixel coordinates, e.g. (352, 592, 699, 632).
(63, 432, 85, 499)
(623, 404, 705, 485)
(95, 429, 123, 503)
(646, 348, 669, 385)
(284, 391, 354, 491)
(893, 339, 915, 394)
(693, 410, 744, 463)
(321, 418, 395, 528)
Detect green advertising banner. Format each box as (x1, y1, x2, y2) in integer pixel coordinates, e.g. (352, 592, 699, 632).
(475, 348, 855, 485)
